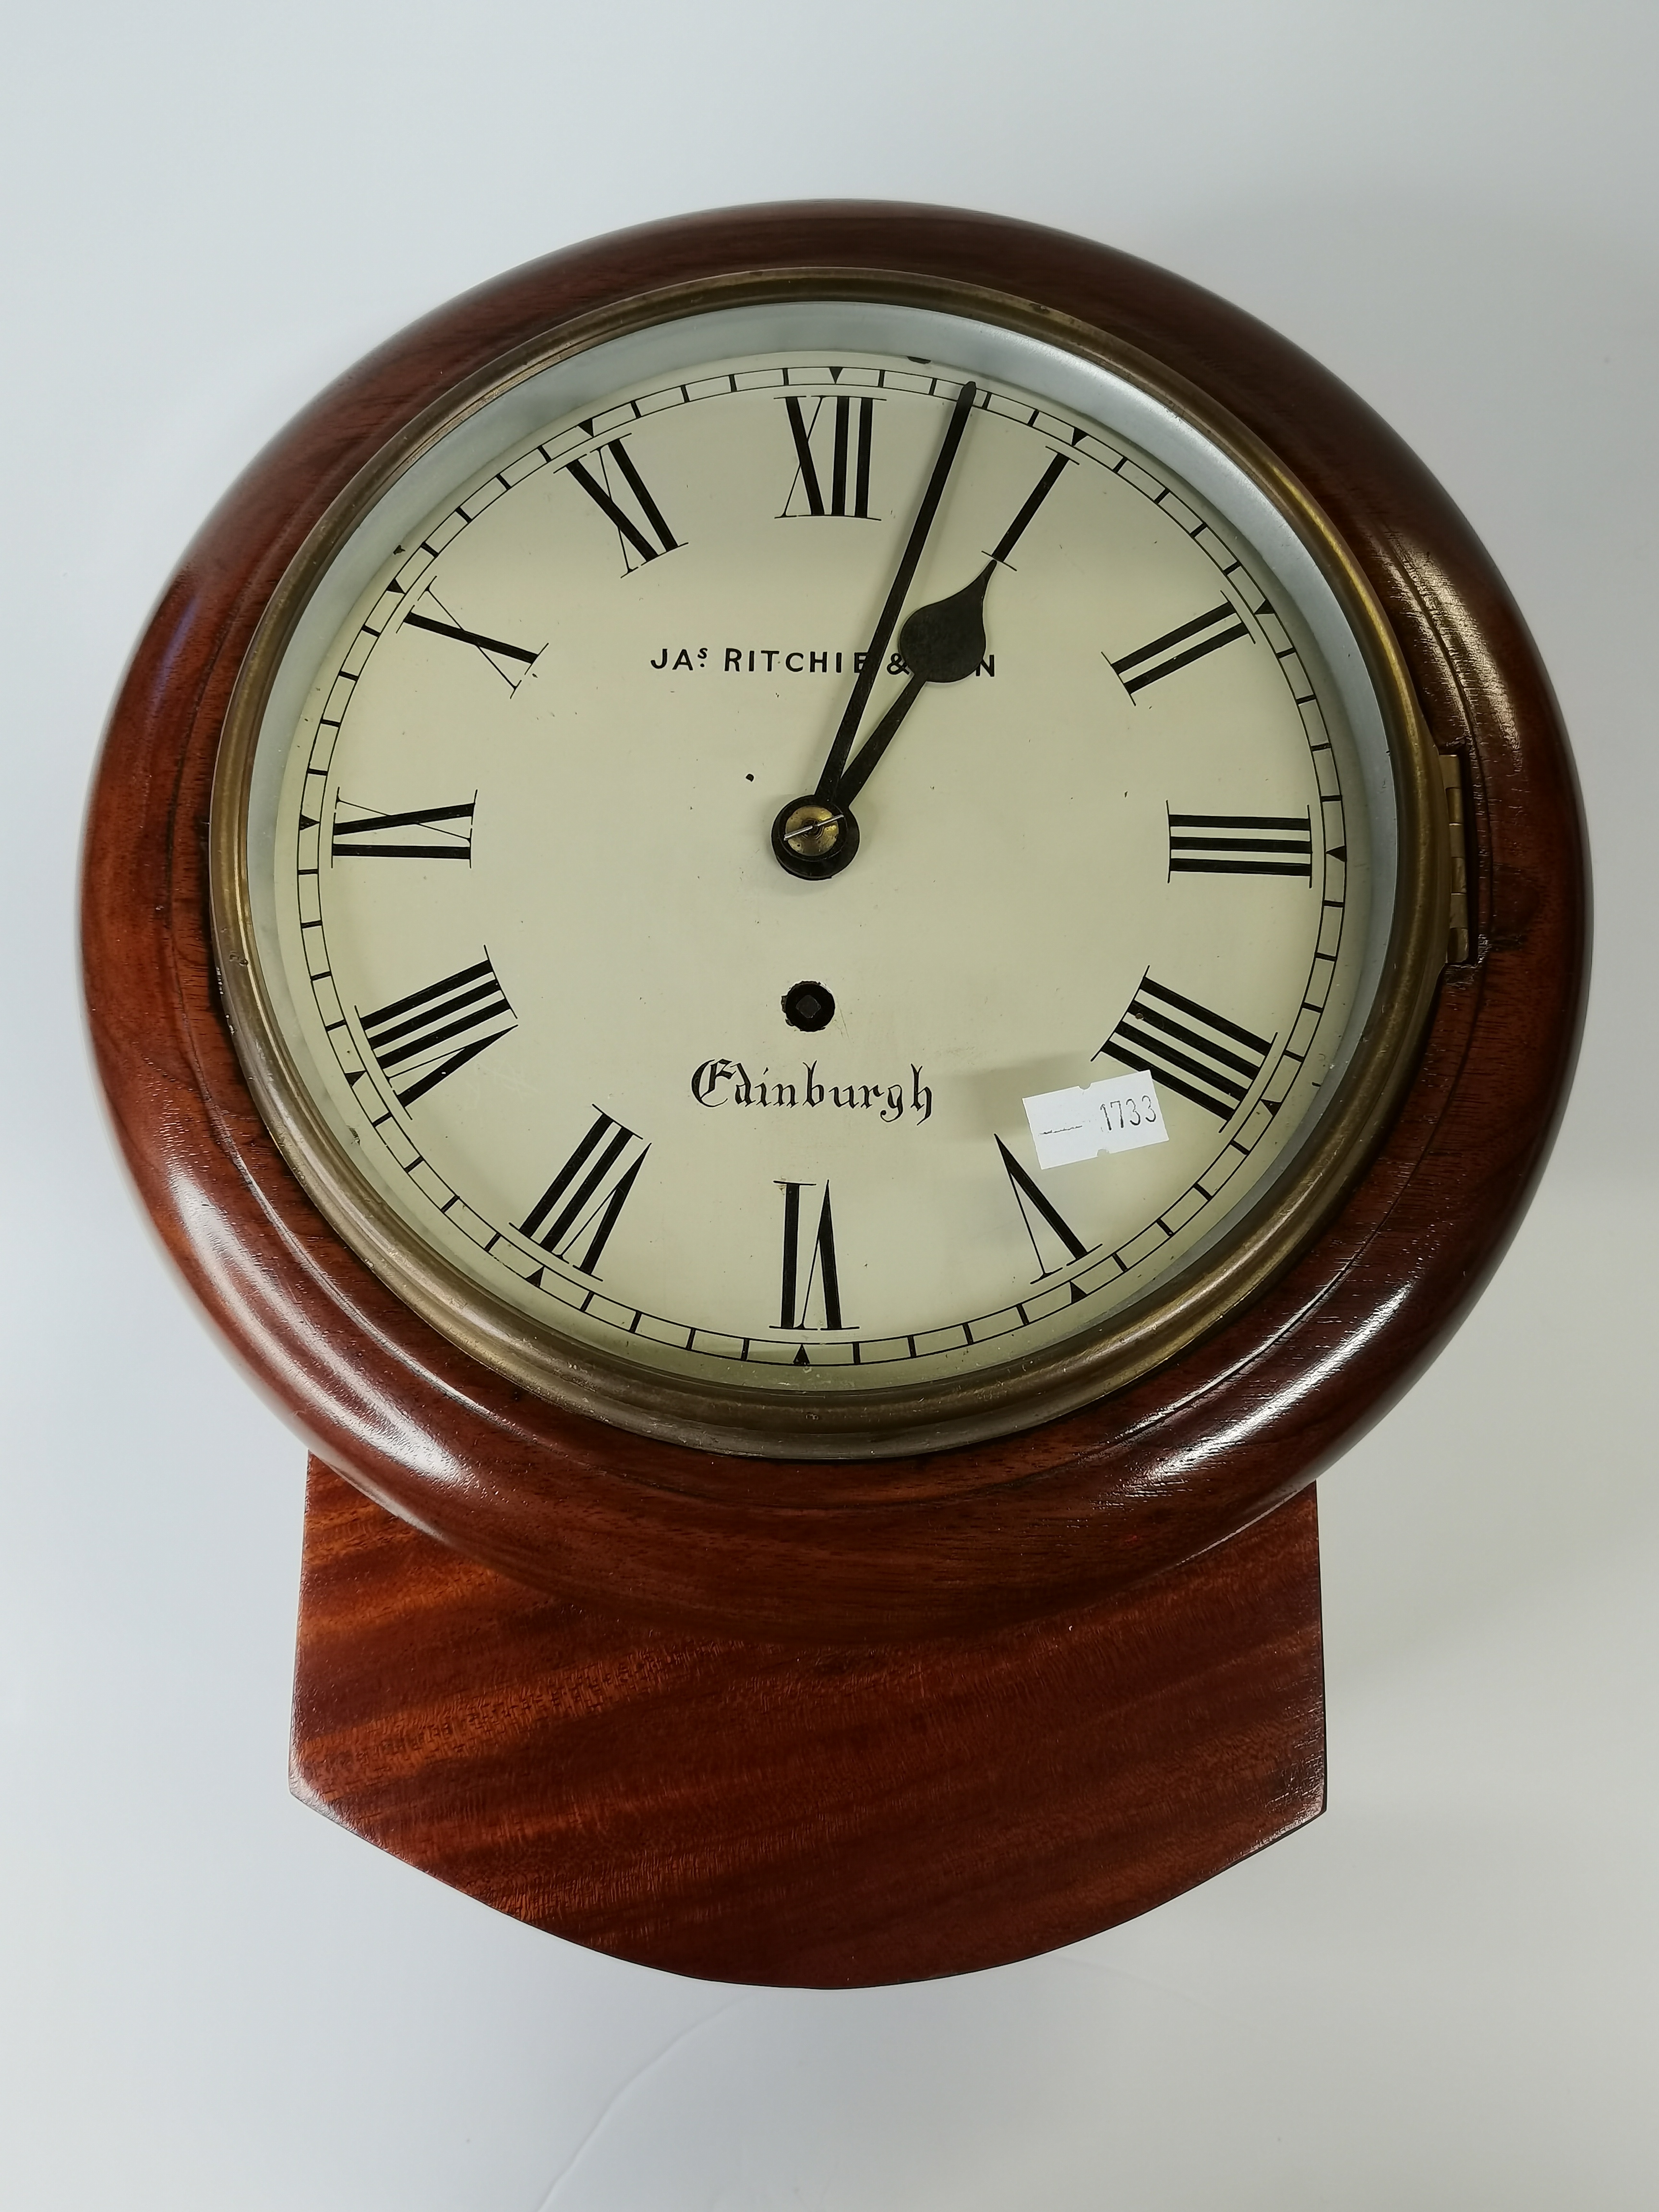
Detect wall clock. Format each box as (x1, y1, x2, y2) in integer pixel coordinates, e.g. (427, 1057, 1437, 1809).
(82, 204, 1585, 1987)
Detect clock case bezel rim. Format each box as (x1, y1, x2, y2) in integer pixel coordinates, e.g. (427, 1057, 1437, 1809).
(208, 268, 1449, 1462)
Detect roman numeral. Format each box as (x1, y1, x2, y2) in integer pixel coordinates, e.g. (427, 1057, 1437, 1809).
(777, 1182, 846, 1332)
(781, 392, 876, 517)
(1096, 975, 1272, 1122)
(987, 450, 1072, 565)
(1167, 809, 1312, 880)
(399, 586, 541, 688)
(517, 1110, 649, 1278)
(1109, 601, 1250, 695)
(996, 1137, 1096, 1282)
(331, 797, 475, 862)
(358, 955, 515, 1108)
(566, 440, 679, 572)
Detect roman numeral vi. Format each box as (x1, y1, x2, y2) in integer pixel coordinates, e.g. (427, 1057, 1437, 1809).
(778, 1182, 847, 1334)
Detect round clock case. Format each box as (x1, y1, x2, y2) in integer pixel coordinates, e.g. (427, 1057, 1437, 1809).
(82, 206, 1583, 1986)
(213, 258, 1442, 1470)
(84, 204, 1583, 1644)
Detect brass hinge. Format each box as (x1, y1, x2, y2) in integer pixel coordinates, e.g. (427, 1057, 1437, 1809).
(1439, 753, 1471, 963)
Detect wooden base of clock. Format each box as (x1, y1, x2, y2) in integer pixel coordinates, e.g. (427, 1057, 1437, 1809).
(290, 1461, 1324, 1986)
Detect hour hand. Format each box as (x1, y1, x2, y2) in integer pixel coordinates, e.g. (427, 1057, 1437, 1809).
(895, 559, 994, 684)
(770, 564, 996, 878)
(831, 563, 994, 810)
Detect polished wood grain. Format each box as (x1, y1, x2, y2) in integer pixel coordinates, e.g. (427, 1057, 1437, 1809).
(292, 1459, 1324, 1985)
(82, 205, 1588, 1641)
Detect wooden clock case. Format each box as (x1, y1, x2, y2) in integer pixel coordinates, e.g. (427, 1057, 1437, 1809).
(81, 204, 1586, 1986)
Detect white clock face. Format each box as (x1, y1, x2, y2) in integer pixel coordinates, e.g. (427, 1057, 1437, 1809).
(237, 301, 1398, 1431)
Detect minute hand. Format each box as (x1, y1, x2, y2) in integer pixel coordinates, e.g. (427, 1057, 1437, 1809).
(813, 379, 977, 802)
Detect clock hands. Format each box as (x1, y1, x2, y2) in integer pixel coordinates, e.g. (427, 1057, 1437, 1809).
(771, 568, 996, 866)
(772, 379, 978, 880)
(772, 554, 1000, 873)
(772, 402, 1074, 880)
(816, 379, 978, 802)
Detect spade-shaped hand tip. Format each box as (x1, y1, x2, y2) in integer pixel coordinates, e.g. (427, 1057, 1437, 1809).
(897, 561, 995, 685)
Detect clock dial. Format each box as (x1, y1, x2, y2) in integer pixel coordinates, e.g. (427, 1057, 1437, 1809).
(228, 300, 1414, 1448)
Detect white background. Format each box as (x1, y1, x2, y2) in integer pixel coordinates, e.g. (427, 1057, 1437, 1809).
(4, 2, 1656, 2203)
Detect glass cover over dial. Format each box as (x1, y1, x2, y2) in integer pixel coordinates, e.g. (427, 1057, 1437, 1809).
(226, 299, 1411, 1452)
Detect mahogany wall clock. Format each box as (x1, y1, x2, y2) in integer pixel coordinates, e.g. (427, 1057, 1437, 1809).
(82, 203, 1586, 1987)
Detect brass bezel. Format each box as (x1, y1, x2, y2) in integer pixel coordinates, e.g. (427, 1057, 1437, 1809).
(210, 268, 1449, 1462)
